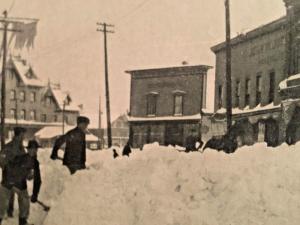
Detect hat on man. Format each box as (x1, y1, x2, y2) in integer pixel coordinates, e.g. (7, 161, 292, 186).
(14, 127, 27, 136)
(77, 116, 90, 125)
(26, 140, 41, 149)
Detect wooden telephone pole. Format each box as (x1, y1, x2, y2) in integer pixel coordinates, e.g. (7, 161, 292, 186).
(0, 11, 38, 150)
(225, 0, 232, 132)
(96, 22, 114, 148)
(0, 11, 8, 150)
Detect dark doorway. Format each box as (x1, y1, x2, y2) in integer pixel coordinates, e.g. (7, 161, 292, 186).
(264, 119, 279, 147)
(286, 107, 300, 145)
(165, 123, 184, 146)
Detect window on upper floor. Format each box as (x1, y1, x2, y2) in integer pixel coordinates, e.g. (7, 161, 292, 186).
(245, 79, 251, 106)
(20, 91, 25, 102)
(174, 94, 183, 116)
(30, 92, 36, 103)
(54, 115, 58, 122)
(256, 74, 262, 105)
(218, 85, 223, 109)
(30, 110, 36, 121)
(269, 72, 275, 103)
(147, 94, 157, 116)
(20, 110, 26, 120)
(10, 90, 16, 100)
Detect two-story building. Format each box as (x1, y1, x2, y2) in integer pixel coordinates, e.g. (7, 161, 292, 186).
(1, 56, 80, 140)
(205, 0, 300, 147)
(127, 64, 212, 148)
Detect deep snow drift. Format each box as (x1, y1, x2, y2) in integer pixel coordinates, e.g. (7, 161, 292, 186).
(37, 142, 300, 225)
(2, 143, 300, 225)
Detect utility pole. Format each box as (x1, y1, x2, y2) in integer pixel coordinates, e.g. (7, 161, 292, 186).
(96, 22, 114, 148)
(1, 11, 8, 150)
(98, 95, 103, 149)
(0, 12, 37, 150)
(225, 0, 232, 132)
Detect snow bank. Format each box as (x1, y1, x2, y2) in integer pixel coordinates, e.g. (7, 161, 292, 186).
(41, 142, 300, 225)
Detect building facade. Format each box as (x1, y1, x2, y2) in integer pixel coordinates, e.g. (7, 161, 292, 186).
(205, 0, 300, 147)
(127, 65, 211, 148)
(1, 56, 80, 140)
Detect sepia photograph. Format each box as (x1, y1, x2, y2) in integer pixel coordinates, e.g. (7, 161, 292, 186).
(0, 0, 298, 224)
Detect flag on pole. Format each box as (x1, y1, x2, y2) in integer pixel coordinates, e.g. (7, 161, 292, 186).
(9, 21, 38, 50)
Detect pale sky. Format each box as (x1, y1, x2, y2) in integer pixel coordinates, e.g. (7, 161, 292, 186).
(0, 0, 286, 123)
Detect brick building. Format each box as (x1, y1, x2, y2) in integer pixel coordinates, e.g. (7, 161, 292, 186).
(127, 64, 212, 148)
(204, 0, 300, 147)
(1, 56, 80, 140)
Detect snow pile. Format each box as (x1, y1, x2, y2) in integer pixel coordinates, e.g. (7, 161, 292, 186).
(41, 142, 300, 225)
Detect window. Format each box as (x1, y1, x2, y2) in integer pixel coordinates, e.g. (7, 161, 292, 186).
(20, 110, 26, 120)
(269, 72, 275, 103)
(64, 115, 69, 124)
(174, 95, 183, 115)
(30, 92, 36, 103)
(46, 97, 52, 106)
(20, 91, 25, 102)
(218, 85, 223, 109)
(147, 94, 157, 116)
(10, 90, 16, 100)
(41, 114, 47, 122)
(10, 109, 16, 119)
(54, 115, 58, 122)
(30, 110, 36, 120)
(256, 75, 262, 105)
(245, 79, 251, 106)
(235, 81, 240, 107)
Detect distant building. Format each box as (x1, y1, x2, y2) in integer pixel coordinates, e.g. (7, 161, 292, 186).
(126, 64, 212, 148)
(1, 56, 80, 140)
(103, 114, 129, 147)
(204, 0, 300, 147)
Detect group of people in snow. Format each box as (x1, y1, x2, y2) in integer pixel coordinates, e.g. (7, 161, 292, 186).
(0, 116, 90, 225)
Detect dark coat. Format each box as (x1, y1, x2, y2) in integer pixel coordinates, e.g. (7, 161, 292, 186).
(1, 154, 41, 198)
(122, 144, 132, 157)
(51, 127, 86, 167)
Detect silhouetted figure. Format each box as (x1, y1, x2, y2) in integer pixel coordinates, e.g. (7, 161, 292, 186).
(113, 149, 119, 159)
(51, 116, 90, 175)
(203, 133, 237, 154)
(122, 142, 132, 157)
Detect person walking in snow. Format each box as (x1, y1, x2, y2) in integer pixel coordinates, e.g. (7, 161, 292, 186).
(122, 141, 132, 157)
(0, 127, 27, 219)
(113, 149, 119, 159)
(50, 116, 90, 175)
(0, 138, 42, 225)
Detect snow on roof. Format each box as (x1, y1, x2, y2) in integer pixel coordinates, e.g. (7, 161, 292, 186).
(5, 118, 62, 126)
(128, 114, 201, 122)
(279, 73, 300, 90)
(11, 57, 44, 87)
(51, 87, 80, 112)
(125, 64, 213, 73)
(215, 103, 281, 115)
(35, 125, 99, 141)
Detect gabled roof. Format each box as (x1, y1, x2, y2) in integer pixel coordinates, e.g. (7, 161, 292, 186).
(10, 56, 44, 87)
(47, 85, 80, 112)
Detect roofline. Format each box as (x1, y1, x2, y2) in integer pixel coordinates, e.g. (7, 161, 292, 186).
(125, 64, 213, 74)
(211, 16, 286, 53)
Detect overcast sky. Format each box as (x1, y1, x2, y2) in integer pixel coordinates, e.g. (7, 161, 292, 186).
(0, 0, 285, 123)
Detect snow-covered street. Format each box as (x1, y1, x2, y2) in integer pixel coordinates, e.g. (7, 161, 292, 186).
(2, 143, 300, 225)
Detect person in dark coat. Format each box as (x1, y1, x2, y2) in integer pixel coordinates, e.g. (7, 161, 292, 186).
(50, 116, 90, 175)
(0, 127, 27, 219)
(122, 141, 132, 157)
(0, 139, 42, 225)
(112, 149, 119, 159)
